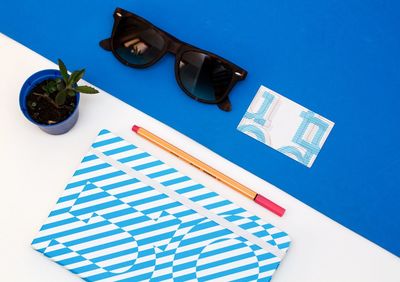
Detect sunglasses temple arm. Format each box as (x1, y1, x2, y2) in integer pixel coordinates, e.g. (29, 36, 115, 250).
(218, 97, 232, 112)
(99, 38, 112, 51)
(235, 68, 248, 80)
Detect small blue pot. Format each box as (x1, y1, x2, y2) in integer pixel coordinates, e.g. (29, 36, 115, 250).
(19, 69, 80, 135)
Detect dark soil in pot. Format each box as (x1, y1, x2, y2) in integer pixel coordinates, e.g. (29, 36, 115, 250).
(26, 79, 77, 125)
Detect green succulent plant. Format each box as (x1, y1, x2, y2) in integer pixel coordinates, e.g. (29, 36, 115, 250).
(37, 59, 99, 106)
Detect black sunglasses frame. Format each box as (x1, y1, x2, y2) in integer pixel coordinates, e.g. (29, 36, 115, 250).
(100, 7, 248, 111)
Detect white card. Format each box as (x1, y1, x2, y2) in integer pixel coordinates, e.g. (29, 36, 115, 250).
(238, 85, 334, 167)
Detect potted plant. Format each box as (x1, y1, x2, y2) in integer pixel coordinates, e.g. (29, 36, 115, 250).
(19, 59, 99, 135)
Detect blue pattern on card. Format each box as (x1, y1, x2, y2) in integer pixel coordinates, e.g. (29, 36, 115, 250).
(278, 111, 330, 166)
(238, 90, 277, 145)
(238, 86, 334, 167)
(244, 91, 275, 127)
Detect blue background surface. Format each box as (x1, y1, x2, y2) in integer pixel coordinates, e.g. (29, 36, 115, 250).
(2, 0, 399, 255)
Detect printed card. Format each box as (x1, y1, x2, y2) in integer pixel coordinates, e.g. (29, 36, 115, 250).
(238, 85, 334, 167)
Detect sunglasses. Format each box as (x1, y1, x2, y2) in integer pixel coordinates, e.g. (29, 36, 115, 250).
(100, 8, 247, 111)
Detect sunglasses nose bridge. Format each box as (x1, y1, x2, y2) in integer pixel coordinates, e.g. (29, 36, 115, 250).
(166, 40, 182, 55)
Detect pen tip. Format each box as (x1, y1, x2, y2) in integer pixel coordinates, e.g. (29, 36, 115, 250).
(132, 125, 140, 133)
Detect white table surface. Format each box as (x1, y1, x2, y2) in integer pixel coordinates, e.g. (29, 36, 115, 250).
(0, 33, 399, 282)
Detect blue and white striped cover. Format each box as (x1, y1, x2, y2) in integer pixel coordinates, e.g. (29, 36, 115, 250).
(32, 129, 291, 282)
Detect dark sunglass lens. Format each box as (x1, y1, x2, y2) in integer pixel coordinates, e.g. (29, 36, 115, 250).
(178, 51, 234, 102)
(113, 17, 165, 65)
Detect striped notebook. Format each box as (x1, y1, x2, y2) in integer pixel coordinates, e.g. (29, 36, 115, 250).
(32, 129, 291, 281)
